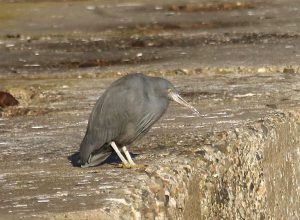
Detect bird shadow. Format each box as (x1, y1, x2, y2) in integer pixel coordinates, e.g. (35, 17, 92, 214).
(67, 151, 139, 167)
(67, 152, 81, 167)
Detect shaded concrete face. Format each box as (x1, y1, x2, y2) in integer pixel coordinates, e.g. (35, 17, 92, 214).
(182, 113, 300, 220)
(0, 0, 300, 219)
(264, 114, 300, 219)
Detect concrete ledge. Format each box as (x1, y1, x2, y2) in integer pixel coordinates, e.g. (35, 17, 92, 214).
(1, 71, 299, 220)
(37, 111, 299, 220)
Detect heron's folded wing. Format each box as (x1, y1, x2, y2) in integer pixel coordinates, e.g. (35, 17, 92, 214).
(80, 94, 128, 161)
(89, 96, 128, 145)
(134, 111, 162, 141)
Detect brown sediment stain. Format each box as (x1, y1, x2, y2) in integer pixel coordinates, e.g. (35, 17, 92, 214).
(56, 55, 163, 68)
(166, 2, 255, 12)
(23, 32, 298, 53)
(117, 20, 254, 34)
(0, 28, 298, 73)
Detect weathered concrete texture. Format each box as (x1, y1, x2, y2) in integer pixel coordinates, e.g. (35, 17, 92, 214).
(0, 70, 299, 219)
(264, 112, 300, 219)
(37, 111, 300, 220)
(185, 112, 300, 220)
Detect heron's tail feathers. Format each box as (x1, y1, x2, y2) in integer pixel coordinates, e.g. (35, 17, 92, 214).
(80, 141, 112, 167)
(81, 150, 112, 167)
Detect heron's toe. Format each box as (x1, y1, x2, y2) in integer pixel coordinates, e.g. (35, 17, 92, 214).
(115, 163, 147, 169)
(115, 163, 132, 169)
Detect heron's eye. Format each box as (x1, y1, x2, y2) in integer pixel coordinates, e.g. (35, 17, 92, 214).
(167, 88, 172, 93)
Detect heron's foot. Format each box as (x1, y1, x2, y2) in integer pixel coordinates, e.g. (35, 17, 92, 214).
(115, 163, 147, 170)
(115, 162, 131, 169)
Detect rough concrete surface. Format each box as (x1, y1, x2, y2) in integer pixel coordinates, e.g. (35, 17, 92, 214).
(0, 0, 300, 219)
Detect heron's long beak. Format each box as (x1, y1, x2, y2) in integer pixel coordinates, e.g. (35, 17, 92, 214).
(169, 92, 200, 116)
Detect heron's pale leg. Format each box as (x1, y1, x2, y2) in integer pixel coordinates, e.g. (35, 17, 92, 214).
(110, 141, 129, 166)
(122, 146, 136, 165)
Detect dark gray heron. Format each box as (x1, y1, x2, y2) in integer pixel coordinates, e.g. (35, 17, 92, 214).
(80, 73, 199, 168)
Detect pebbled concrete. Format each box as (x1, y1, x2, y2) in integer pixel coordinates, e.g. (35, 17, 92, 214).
(0, 71, 299, 219)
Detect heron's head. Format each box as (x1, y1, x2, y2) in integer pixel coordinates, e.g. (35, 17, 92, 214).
(159, 79, 200, 116)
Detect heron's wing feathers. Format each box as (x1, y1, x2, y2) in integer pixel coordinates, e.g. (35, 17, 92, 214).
(136, 113, 156, 134)
(89, 91, 129, 145)
(134, 110, 162, 141)
(80, 89, 130, 163)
